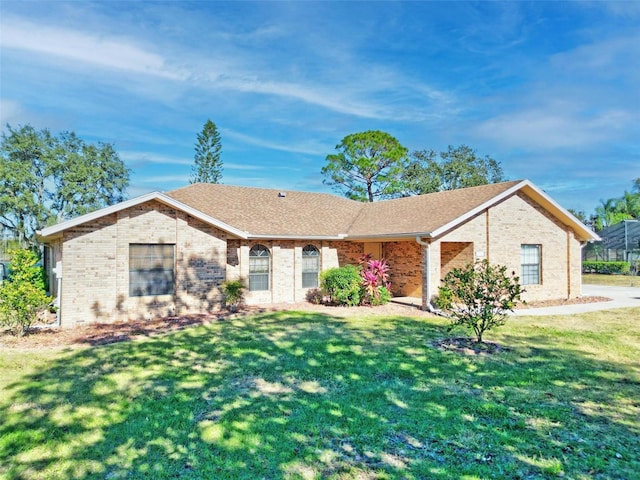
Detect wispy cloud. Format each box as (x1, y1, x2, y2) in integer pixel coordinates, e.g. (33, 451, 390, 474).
(120, 151, 192, 167)
(0, 17, 185, 80)
(224, 129, 328, 156)
(474, 106, 633, 150)
(1, 13, 455, 123)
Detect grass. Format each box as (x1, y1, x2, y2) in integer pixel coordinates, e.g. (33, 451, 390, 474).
(583, 273, 640, 287)
(1, 308, 639, 479)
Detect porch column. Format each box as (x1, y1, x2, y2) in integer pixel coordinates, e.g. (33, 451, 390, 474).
(416, 236, 432, 311)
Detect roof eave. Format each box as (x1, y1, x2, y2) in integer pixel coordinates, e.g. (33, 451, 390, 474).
(246, 233, 348, 241)
(345, 232, 433, 241)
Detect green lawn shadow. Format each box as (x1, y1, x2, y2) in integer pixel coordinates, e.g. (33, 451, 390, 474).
(1, 311, 638, 479)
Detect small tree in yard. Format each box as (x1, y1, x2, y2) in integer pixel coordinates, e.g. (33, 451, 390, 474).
(0, 248, 51, 336)
(437, 259, 524, 343)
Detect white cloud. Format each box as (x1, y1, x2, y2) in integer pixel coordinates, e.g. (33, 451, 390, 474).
(0, 17, 185, 80)
(223, 129, 328, 155)
(0, 99, 25, 125)
(0, 13, 454, 122)
(474, 106, 633, 150)
(120, 151, 192, 166)
(225, 163, 265, 171)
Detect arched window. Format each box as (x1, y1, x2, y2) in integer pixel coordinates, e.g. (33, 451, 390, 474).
(302, 245, 320, 288)
(249, 244, 270, 291)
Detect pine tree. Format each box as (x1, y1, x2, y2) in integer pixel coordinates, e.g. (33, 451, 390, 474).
(190, 119, 222, 183)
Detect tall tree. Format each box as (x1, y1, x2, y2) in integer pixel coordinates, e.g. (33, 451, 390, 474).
(191, 119, 223, 184)
(321, 130, 408, 202)
(402, 145, 505, 196)
(0, 124, 130, 246)
(593, 198, 632, 231)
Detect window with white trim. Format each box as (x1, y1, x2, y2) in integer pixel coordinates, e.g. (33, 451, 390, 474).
(249, 244, 270, 291)
(302, 245, 320, 288)
(521, 244, 541, 285)
(129, 244, 175, 296)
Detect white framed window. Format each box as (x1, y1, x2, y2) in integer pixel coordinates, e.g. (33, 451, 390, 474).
(249, 244, 270, 291)
(302, 245, 320, 288)
(129, 244, 175, 296)
(521, 244, 541, 285)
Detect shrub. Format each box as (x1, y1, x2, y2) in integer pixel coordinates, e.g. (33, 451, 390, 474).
(369, 286, 392, 306)
(0, 248, 51, 336)
(582, 261, 630, 275)
(359, 254, 392, 305)
(221, 279, 245, 312)
(305, 288, 324, 304)
(437, 259, 524, 343)
(321, 265, 362, 306)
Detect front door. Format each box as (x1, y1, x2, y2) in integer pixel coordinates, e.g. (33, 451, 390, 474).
(363, 242, 382, 259)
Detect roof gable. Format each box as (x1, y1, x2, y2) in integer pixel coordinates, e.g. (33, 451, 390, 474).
(36, 191, 249, 240)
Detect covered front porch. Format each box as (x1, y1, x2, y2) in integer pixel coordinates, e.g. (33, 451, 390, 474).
(362, 240, 476, 308)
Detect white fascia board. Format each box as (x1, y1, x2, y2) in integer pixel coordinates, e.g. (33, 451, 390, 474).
(521, 180, 601, 241)
(344, 232, 433, 241)
(36, 192, 249, 240)
(428, 181, 528, 239)
(247, 233, 348, 240)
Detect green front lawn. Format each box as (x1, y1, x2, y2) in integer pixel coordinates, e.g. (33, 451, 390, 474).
(1, 308, 639, 479)
(583, 273, 640, 287)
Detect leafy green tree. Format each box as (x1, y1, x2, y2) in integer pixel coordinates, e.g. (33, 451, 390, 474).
(594, 198, 633, 231)
(191, 119, 223, 184)
(322, 130, 408, 202)
(437, 260, 523, 343)
(0, 248, 51, 336)
(402, 145, 505, 196)
(0, 124, 130, 246)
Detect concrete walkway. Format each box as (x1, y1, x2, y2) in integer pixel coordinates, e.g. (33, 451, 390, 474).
(392, 285, 640, 316)
(512, 284, 640, 316)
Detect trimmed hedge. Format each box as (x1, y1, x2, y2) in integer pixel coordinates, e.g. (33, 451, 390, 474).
(582, 261, 630, 275)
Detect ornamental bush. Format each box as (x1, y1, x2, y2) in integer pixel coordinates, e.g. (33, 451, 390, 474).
(582, 261, 630, 275)
(359, 254, 392, 306)
(0, 248, 51, 336)
(437, 259, 524, 343)
(221, 279, 245, 312)
(320, 265, 362, 306)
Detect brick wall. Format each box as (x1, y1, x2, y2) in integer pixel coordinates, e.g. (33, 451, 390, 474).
(58, 201, 228, 327)
(440, 242, 474, 279)
(54, 190, 583, 325)
(384, 241, 421, 297)
(230, 240, 352, 305)
(429, 192, 583, 303)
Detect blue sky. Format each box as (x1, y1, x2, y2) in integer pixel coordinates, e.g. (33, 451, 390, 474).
(1, 1, 638, 215)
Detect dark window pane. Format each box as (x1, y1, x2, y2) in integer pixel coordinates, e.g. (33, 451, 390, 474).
(129, 244, 175, 296)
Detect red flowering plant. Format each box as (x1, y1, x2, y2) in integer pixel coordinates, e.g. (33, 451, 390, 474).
(358, 254, 392, 305)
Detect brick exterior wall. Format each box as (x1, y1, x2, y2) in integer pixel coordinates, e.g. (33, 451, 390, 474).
(52, 191, 584, 326)
(384, 241, 422, 297)
(57, 201, 228, 327)
(226, 240, 361, 305)
(419, 192, 583, 305)
(440, 242, 474, 279)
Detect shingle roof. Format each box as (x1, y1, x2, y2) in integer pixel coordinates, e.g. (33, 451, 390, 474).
(346, 181, 522, 237)
(167, 183, 363, 237)
(37, 179, 598, 242)
(167, 181, 522, 238)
